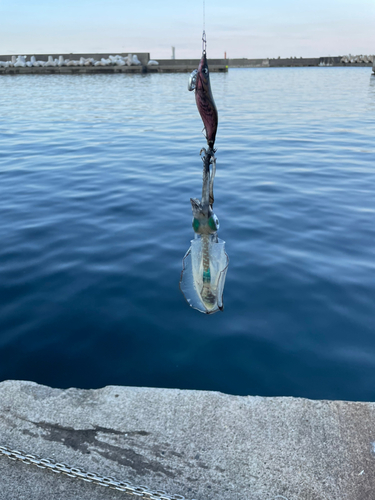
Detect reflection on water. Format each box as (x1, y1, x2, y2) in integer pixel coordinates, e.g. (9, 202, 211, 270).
(368, 74, 375, 108)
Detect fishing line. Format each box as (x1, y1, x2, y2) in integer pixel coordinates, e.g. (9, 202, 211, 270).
(202, 0, 207, 53)
(203, 0, 205, 32)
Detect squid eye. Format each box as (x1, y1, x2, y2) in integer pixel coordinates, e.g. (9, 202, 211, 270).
(203, 68, 208, 74)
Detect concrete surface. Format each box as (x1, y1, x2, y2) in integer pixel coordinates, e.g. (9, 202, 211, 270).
(1, 380, 375, 500)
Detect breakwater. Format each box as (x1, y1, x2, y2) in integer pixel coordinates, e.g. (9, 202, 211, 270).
(0, 53, 228, 74)
(1, 53, 373, 75)
(148, 58, 228, 72)
(0, 52, 150, 75)
(230, 55, 374, 67)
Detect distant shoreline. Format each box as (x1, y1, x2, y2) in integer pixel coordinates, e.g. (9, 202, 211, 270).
(0, 53, 373, 75)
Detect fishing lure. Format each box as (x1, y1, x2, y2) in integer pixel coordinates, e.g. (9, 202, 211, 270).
(180, 27, 228, 314)
(180, 149, 228, 314)
(188, 37, 218, 150)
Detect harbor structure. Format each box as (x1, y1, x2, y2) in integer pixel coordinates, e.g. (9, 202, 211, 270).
(0, 52, 228, 74)
(0, 53, 373, 75)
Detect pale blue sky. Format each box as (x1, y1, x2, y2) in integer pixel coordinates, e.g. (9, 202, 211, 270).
(1, 0, 374, 58)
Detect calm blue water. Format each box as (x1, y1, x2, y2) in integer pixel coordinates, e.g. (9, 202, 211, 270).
(0, 68, 374, 401)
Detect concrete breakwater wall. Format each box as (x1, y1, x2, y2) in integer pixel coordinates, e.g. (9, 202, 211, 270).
(147, 58, 228, 73)
(0, 52, 151, 75)
(231, 56, 373, 67)
(0, 53, 228, 74)
(154, 56, 373, 70)
(0, 52, 150, 66)
(0, 53, 372, 75)
(1, 380, 375, 500)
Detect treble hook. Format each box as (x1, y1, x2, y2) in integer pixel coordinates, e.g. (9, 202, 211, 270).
(202, 30, 207, 54)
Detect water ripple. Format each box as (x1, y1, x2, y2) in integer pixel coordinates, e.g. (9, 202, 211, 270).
(0, 68, 374, 400)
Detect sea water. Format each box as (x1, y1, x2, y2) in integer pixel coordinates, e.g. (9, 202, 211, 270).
(0, 67, 374, 400)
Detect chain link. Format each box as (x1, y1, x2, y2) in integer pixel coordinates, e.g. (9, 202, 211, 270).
(0, 445, 192, 500)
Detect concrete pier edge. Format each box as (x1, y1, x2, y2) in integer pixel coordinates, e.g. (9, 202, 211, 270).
(1, 380, 375, 499)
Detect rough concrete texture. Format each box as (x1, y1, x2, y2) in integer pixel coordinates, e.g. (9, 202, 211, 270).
(1, 381, 375, 500)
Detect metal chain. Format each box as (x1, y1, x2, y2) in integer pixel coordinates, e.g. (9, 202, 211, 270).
(0, 445, 192, 500)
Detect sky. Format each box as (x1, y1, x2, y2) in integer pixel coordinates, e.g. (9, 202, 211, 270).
(1, 0, 374, 59)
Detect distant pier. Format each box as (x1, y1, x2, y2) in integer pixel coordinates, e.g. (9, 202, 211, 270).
(0, 53, 373, 75)
(147, 58, 228, 73)
(0, 53, 228, 75)
(229, 56, 373, 68)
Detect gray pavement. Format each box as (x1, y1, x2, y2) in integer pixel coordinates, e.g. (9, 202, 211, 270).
(0, 380, 375, 500)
